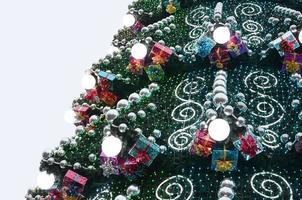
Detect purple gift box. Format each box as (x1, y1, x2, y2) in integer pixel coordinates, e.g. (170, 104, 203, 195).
(282, 53, 302, 74)
(225, 33, 248, 58)
(295, 139, 302, 154)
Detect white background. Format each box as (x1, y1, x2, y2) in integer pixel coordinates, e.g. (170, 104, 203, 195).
(0, 0, 132, 199)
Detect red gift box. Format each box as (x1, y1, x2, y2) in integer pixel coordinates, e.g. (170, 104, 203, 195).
(99, 90, 118, 106)
(239, 134, 258, 158)
(119, 157, 142, 178)
(190, 129, 216, 157)
(73, 106, 90, 119)
(209, 47, 231, 69)
(63, 170, 87, 194)
(150, 43, 173, 65)
(128, 56, 145, 75)
(84, 89, 98, 102)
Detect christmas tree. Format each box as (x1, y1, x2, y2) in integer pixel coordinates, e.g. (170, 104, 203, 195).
(26, 0, 302, 199)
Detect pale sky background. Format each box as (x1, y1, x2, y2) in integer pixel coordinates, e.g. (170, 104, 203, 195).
(0, 0, 132, 199)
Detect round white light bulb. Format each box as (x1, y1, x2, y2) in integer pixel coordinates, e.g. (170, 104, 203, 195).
(213, 26, 231, 44)
(81, 74, 96, 90)
(208, 118, 230, 141)
(36, 171, 55, 190)
(64, 109, 76, 124)
(123, 14, 136, 27)
(131, 43, 148, 59)
(102, 136, 122, 157)
(299, 30, 302, 43)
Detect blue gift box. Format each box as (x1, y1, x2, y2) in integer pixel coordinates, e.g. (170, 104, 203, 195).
(195, 34, 217, 58)
(98, 71, 116, 82)
(128, 135, 160, 166)
(211, 148, 238, 172)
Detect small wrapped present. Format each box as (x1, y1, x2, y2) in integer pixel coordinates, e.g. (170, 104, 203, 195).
(119, 157, 143, 179)
(98, 71, 116, 91)
(162, 0, 180, 14)
(129, 135, 160, 166)
(98, 71, 116, 82)
(99, 90, 118, 106)
(211, 147, 238, 172)
(84, 89, 99, 102)
(150, 43, 173, 65)
(190, 129, 216, 157)
(144, 64, 165, 81)
(282, 53, 302, 74)
(209, 47, 231, 69)
(62, 186, 80, 200)
(63, 170, 87, 194)
(131, 21, 142, 33)
(295, 138, 302, 154)
(271, 31, 300, 56)
(225, 33, 248, 58)
(195, 34, 216, 58)
(48, 188, 62, 200)
(128, 56, 145, 75)
(233, 132, 263, 160)
(73, 105, 90, 120)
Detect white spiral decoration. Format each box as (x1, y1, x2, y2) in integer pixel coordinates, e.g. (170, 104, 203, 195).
(175, 77, 205, 102)
(169, 77, 205, 151)
(245, 71, 285, 149)
(261, 129, 280, 149)
(88, 188, 112, 200)
(235, 3, 262, 17)
(183, 40, 197, 55)
(185, 6, 210, 27)
(250, 172, 293, 200)
(183, 5, 210, 54)
(156, 175, 194, 200)
(242, 20, 263, 33)
(244, 71, 278, 95)
(169, 100, 204, 151)
(234, 3, 264, 48)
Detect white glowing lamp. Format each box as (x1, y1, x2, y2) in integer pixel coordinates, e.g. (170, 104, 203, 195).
(81, 74, 96, 90)
(64, 109, 76, 124)
(299, 30, 302, 44)
(36, 171, 55, 190)
(102, 136, 122, 157)
(131, 43, 148, 59)
(213, 26, 231, 44)
(123, 14, 136, 27)
(208, 118, 230, 142)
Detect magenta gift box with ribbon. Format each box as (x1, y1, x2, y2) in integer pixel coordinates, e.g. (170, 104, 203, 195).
(63, 170, 87, 194)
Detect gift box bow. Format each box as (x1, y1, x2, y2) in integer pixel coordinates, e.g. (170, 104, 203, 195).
(150, 43, 173, 64)
(283, 53, 302, 73)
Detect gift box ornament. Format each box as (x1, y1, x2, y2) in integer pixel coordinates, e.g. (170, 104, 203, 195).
(84, 89, 99, 102)
(211, 147, 238, 172)
(271, 31, 300, 56)
(128, 56, 145, 75)
(150, 43, 173, 65)
(131, 20, 142, 33)
(190, 129, 216, 157)
(48, 188, 62, 200)
(99, 90, 118, 107)
(209, 47, 231, 69)
(295, 138, 302, 154)
(129, 135, 160, 166)
(162, 0, 180, 14)
(73, 105, 90, 120)
(62, 186, 81, 200)
(195, 34, 216, 58)
(233, 132, 263, 160)
(144, 64, 165, 81)
(99, 151, 120, 177)
(282, 53, 302, 74)
(63, 170, 87, 194)
(119, 157, 143, 179)
(225, 33, 248, 58)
